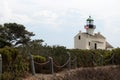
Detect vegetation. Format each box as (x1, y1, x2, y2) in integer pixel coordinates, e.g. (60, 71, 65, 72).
(0, 46, 29, 80)
(24, 65, 120, 80)
(0, 23, 120, 79)
(0, 23, 34, 48)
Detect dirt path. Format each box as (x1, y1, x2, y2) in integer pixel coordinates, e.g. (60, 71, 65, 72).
(23, 65, 120, 80)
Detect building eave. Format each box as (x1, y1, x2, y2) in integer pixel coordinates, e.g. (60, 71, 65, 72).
(106, 42, 113, 48)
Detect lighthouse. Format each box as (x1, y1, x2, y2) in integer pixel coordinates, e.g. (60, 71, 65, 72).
(74, 16, 113, 50)
(84, 16, 96, 35)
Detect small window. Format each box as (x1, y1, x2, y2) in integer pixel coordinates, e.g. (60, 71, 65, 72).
(95, 43, 97, 49)
(78, 36, 81, 40)
(89, 42, 90, 46)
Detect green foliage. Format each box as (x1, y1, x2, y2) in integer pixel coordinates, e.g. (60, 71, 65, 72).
(0, 46, 18, 71)
(0, 23, 35, 48)
(12, 55, 29, 76)
(2, 72, 14, 80)
(70, 49, 94, 67)
(51, 46, 68, 65)
(33, 55, 48, 73)
(0, 46, 29, 80)
(69, 49, 118, 67)
(26, 42, 120, 72)
(112, 48, 120, 64)
(33, 55, 46, 63)
(0, 39, 12, 48)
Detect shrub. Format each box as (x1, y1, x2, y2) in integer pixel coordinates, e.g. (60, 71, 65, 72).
(33, 55, 48, 73)
(0, 46, 18, 72)
(69, 49, 116, 67)
(2, 72, 14, 80)
(0, 46, 29, 80)
(33, 55, 46, 63)
(112, 48, 120, 65)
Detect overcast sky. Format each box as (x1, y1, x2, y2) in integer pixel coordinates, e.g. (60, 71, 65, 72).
(0, 0, 120, 48)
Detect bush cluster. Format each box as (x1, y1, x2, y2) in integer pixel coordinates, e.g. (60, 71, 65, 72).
(1, 45, 120, 78)
(33, 55, 49, 73)
(0, 46, 29, 80)
(33, 55, 46, 63)
(70, 49, 120, 67)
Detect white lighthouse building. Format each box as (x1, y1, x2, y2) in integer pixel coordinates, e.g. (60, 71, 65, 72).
(74, 16, 113, 50)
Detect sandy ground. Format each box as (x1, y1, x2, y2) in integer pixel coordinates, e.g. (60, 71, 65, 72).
(23, 65, 120, 80)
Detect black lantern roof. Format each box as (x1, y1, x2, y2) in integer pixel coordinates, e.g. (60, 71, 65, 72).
(87, 16, 94, 22)
(85, 16, 96, 29)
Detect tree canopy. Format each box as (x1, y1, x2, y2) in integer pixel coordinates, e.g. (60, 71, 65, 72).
(0, 23, 35, 48)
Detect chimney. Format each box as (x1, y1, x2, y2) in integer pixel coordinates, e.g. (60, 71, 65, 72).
(98, 32, 100, 35)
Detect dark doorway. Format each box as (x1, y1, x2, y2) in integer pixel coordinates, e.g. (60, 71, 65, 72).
(95, 43, 97, 49)
(78, 36, 81, 40)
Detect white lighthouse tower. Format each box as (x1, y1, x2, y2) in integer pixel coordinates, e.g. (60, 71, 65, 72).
(74, 16, 113, 50)
(84, 16, 96, 35)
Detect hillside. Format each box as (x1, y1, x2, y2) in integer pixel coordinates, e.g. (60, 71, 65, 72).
(23, 65, 120, 80)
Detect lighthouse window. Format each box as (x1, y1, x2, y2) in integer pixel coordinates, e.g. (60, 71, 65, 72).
(89, 42, 90, 46)
(78, 36, 81, 40)
(95, 43, 97, 49)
